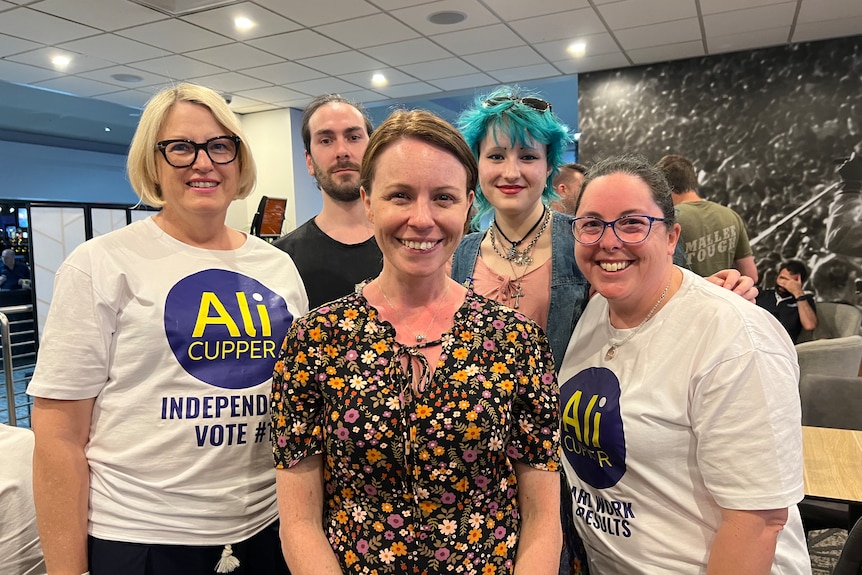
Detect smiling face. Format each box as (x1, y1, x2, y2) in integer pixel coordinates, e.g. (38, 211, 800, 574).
(306, 101, 369, 202)
(155, 101, 239, 221)
(477, 126, 550, 219)
(362, 137, 473, 282)
(575, 172, 680, 309)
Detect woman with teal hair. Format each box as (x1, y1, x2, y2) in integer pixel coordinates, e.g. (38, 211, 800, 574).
(451, 86, 589, 575)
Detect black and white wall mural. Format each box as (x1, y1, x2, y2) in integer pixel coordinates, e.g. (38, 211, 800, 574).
(579, 35, 862, 304)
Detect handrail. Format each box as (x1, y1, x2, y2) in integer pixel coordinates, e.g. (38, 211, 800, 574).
(749, 181, 840, 246)
(0, 303, 34, 427)
(0, 311, 15, 426)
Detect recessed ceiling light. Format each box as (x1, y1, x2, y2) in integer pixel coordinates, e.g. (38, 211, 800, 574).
(111, 73, 144, 83)
(567, 42, 587, 57)
(371, 73, 387, 86)
(51, 55, 71, 69)
(428, 10, 467, 25)
(234, 16, 255, 30)
(105, 127, 112, 132)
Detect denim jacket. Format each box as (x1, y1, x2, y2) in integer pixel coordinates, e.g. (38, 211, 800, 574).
(451, 211, 590, 369)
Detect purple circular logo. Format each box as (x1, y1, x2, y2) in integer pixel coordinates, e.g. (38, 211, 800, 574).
(164, 269, 293, 389)
(559, 367, 626, 489)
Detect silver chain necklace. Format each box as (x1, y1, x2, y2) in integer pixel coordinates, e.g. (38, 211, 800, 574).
(489, 207, 551, 266)
(605, 277, 671, 360)
(378, 280, 450, 343)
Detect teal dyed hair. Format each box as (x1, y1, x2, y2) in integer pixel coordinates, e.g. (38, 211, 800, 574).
(457, 86, 573, 223)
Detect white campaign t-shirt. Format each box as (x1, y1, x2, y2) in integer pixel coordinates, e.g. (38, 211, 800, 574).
(557, 267, 811, 575)
(28, 217, 308, 545)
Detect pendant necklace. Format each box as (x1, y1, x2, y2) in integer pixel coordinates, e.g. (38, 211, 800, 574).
(378, 280, 451, 343)
(605, 277, 671, 360)
(490, 207, 550, 266)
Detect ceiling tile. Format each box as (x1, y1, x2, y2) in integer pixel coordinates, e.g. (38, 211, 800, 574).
(793, 17, 862, 43)
(0, 59, 59, 84)
(627, 40, 706, 64)
(285, 76, 365, 96)
(316, 13, 419, 49)
(232, 100, 280, 114)
(338, 89, 387, 104)
(366, 0, 427, 9)
(554, 51, 630, 74)
(700, 0, 793, 15)
(399, 58, 478, 80)
(391, 0, 501, 35)
(0, 7, 101, 44)
(7, 47, 116, 74)
(129, 54, 227, 79)
(234, 85, 308, 103)
(510, 8, 607, 44)
(362, 38, 453, 66)
(490, 63, 561, 83)
(253, 0, 379, 27)
(534, 33, 621, 61)
(241, 61, 326, 84)
(185, 43, 283, 71)
(464, 46, 547, 72)
(33, 75, 119, 97)
(797, 0, 862, 23)
(181, 3, 301, 40)
(248, 30, 347, 60)
(481, 0, 591, 21)
(58, 34, 169, 64)
(29, 0, 165, 31)
(707, 26, 792, 54)
(79, 65, 172, 88)
(186, 71, 271, 93)
(298, 51, 386, 76)
(0, 1, 14, 8)
(339, 68, 418, 89)
(704, 4, 796, 38)
(598, 0, 698, 29)
(428, 72, 496, 91)
(92, 89, 152, 108)
(0, 32, 40, 57)
(615, 17, 702, 50)
(117, 18, 231, 53)
(373, 82, 440, 99)
(430, 23, 524, 55)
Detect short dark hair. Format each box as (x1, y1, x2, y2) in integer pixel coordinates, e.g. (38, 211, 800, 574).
(781, 259, 810, 282)
(656, 154, 698, 194)
(301, 94, 373, 154)
(564, 162, 586, 174)
(577, 154, 676, 227)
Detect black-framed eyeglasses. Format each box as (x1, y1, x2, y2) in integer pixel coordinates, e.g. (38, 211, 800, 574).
(572, 215, 667, 245)
(482, 96, 552, 112)
(155, 135, 241, 168)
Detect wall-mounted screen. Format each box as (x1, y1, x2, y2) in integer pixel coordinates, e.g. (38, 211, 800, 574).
(17, 207, 28, 229)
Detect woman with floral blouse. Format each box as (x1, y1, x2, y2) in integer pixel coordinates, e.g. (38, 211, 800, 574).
(271, 109, 562, 575)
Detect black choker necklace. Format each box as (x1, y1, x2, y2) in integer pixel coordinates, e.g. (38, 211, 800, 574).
(494, 207, 546, 258)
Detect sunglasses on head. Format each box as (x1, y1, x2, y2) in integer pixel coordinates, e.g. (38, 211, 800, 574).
(482, 96, 552, 112)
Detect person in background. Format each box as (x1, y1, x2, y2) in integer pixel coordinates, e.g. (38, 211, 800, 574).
(657, 153, 758, 282)
(550, 162, 587, 215)
(272, 109, 561, 575)
(755, 260, 818, 343)
(28, 83, 307, 575)
(0, 423, 46, 575)
(559, 154, 811, 574)
(825, 152, 862, 258)
(273, 94, 382, 309)
(0, 248, 30, 289)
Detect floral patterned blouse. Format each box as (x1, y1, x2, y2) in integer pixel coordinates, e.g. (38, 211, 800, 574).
(271, 288, 561, 575)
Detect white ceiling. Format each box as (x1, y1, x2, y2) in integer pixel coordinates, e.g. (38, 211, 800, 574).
(1, 0, 861, 150)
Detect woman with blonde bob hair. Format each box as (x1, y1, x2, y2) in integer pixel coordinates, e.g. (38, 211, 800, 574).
(273, 109, 562, 574)
(28, 82, 307, 575)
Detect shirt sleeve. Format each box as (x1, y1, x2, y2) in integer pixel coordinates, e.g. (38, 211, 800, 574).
(507, 321, 561, 472)
(690, 340, 804, 510)
(271, 314, 326, 469)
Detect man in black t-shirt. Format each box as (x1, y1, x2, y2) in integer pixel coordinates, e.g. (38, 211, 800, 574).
(755, 260, 818, 342)
(273, 95, 382, 308)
